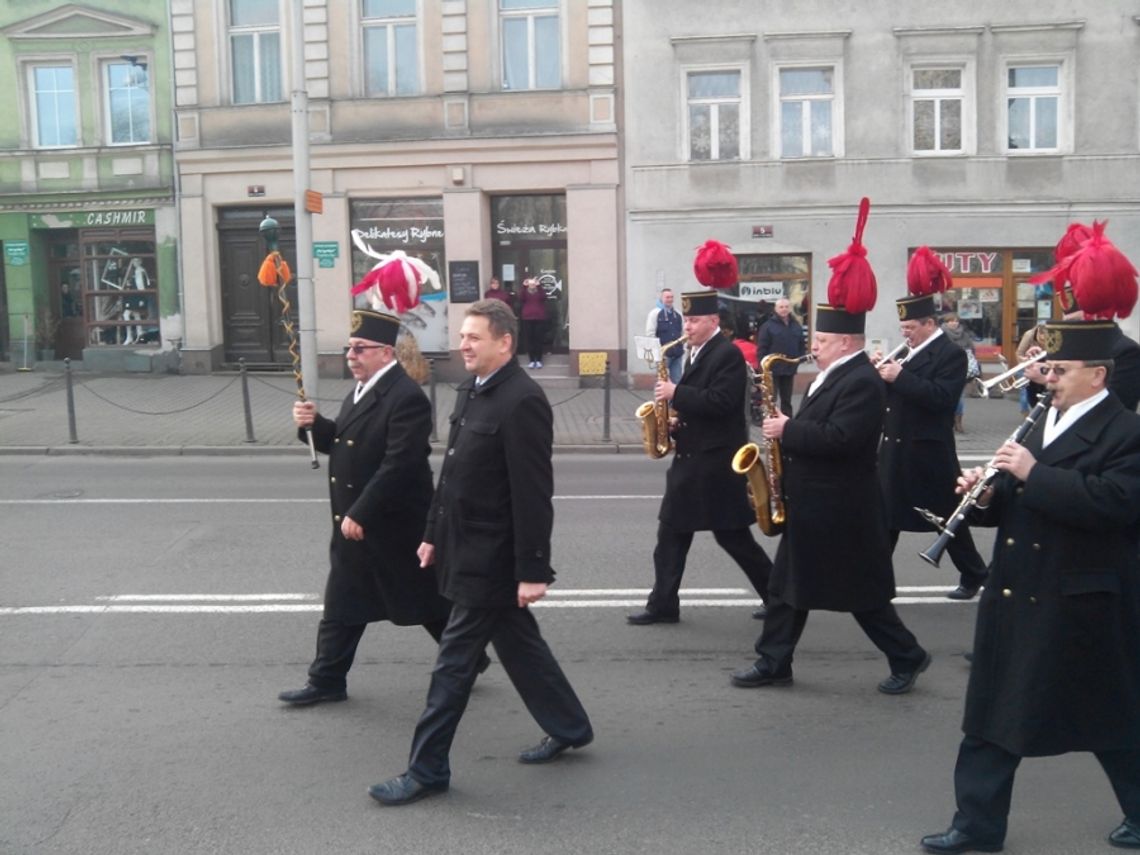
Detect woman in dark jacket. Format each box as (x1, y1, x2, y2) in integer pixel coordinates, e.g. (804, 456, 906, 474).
(518, 277, 548, 368)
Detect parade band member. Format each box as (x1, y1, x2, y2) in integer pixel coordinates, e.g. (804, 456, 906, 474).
(278, 309, 453, 706)
(921, 322, 1140, 854)
(879, 248, 988, 600)
(732, 198, 930, 693)
(627, 287, 772, 626)
(369, 300, 592, 806)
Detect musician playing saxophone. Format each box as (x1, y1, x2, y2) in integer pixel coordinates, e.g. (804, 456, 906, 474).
(627, 289, 772, 627)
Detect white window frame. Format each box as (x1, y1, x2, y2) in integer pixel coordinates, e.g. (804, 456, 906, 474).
(1001, 57, 1072, 155)
(681, 64, 750, 161)
(101, 56, 154, 146)
(26, 61, 79, 149)
(499, 0, 562, 91)
(772, 62, 844, 159)
(907, 60, 975, 157)
(228, 0, 283, 105)
(361, 0, 420, 97)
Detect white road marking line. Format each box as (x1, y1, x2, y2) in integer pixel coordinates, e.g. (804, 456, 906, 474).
(0, 495, 662, 505)
(0, 588, 976, 615)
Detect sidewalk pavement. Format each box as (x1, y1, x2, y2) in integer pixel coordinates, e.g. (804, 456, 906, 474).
(0, 366, 1026, 456)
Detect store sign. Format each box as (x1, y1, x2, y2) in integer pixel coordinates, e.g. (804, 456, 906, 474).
(312, 241, 339, 268)
(931, 251, 1000, 275)
(31, 209, 154, 229)
(355, 225, 443, 245)
(4, 240, 30, 267)
(495, 220, 568, 239)
(738, 282, 786, 301)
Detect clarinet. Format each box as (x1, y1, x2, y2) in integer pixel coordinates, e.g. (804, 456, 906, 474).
(916, 392, 1053, 567)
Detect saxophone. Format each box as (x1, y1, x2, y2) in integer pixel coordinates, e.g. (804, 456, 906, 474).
(636, 335, 688, 459)
(731, 353, 809, 535)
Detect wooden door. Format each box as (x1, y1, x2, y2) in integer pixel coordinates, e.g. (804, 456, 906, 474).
(218, 211, 296, 366)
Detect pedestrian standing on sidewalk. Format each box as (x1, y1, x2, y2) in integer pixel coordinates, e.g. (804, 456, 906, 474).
(757, 297, 806, 416)
(278, 308, 456, 707)
(941, 313, 978, 432)
(646, 287, 685, 382)
(518, 276, 548, 369)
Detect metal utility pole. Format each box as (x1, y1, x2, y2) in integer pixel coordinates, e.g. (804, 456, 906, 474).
(290, 0, 318, 404)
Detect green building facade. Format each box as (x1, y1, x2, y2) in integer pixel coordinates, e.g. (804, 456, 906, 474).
(0, 3, 177, 370)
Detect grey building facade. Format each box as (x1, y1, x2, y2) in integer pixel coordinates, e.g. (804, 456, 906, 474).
(622, 1, 1140, 381)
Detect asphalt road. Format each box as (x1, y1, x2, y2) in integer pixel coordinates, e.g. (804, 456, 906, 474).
(0, 457, 1122, 855)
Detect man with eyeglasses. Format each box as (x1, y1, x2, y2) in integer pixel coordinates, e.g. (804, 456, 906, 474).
(277, 309, 458, 707)
(922, 318, 1140, 854)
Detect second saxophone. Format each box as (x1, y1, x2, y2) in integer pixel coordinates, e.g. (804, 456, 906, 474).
(732, 353, 810, 535)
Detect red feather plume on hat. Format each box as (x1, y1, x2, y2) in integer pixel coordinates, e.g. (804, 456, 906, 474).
(906, 246, 952, 296)
(1028, 221, 1096, 293)
(693, 240, 739, 289)
(1055, 222, 1138, 320)
(349, 230, 440, 315)
(826, 197, 877, 313)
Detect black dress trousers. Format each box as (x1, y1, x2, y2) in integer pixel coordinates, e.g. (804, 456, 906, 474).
(307, 617, 446, 690)
(407, 604, 592, 788)
(648, 523, 771, 617)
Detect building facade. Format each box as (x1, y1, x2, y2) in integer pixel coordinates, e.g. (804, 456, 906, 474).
(0, 2, 178, 371)
(622, 0, 1140, 381)
(173, 0, 621, 378)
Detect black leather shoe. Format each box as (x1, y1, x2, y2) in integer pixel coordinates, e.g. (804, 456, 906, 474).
(921, 828, 1003, 853)
(878, 651, 932, 695)
(277, 683, 348, 706)
(947, 584, 981, 600)
(518, 732, 593, 764)
(730, 661, 793, 688)
(751, 604, 768, 620)
(368, 773, 447, 806)
(626, 609, 679, 625)
(1110, 818, 1140, 848)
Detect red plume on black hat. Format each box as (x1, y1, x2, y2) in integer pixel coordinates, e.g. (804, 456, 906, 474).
(826, 197, 877, 312)
(906, 246, 952, 296)
(693, 240, 739, 289)
(1031, 221, 1137, 319)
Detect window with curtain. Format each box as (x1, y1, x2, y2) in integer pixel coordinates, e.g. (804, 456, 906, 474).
(230, 0, 282, 104)
(777, 66, 835, 158)
(105, 60, 151, 144)
(911, 67, 963, 154)
(362, 0, 419, 96)
(686, 70, 743, 161)
(500, 0, 560, 90)
(29, 64, 78, 148)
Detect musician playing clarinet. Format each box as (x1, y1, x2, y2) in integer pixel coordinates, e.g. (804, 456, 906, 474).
(922, 238, 1140, 853)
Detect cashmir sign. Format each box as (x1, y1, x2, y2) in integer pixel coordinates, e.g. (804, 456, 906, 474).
(31, 210, 155, 229)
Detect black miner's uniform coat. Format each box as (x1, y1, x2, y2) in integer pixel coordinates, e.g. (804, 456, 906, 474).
(964, 395, 1140, 756)
(303, 364, 450, 626)
(771, 353, 896, 612)
(424, 359, 555, 607)
(879, 333, 968, 531)
(659, 332, 755, 532)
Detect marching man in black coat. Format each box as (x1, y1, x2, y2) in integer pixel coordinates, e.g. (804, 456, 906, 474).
(368, 299, 592, 806)
(278, 309, 453, 706)
(731, 198, 930, 694)
(626, 286, 772, 626)
(878, 247, 989, 600)
(922, 240, 1140, 853)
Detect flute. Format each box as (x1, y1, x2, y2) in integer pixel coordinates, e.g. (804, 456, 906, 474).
(916, 392, 1053, 567)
